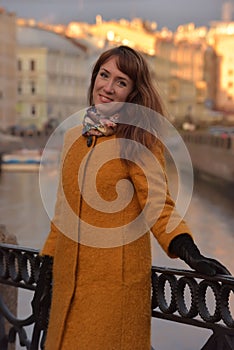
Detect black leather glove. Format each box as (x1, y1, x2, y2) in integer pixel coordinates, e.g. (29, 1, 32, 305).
(169, 234, 231, 276)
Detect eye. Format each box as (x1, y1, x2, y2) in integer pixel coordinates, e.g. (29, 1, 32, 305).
(99, 71, 108, 79)
(117, 80, 127, 87)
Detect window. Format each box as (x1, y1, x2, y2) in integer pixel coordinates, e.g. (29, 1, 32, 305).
(196, 81, 207, 104)
(31, 81, 36, 95)
(31, 105, 36, 116)
(17, 60, 22, 71)
(168, 80, 180, 102)
(18, 82, 22, 95)
(30, 60, 36, 71)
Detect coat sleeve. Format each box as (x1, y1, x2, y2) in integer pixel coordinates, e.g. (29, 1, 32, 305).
(40, 223, 59, 257)
(128, 141, 193, 258)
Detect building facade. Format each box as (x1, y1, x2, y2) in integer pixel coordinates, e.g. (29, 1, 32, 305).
(154, 24, 209, 125)
(154, 21, 234, 124)
(0, 8, 17, 130)
(208, 22, 234, 113)
(13, 17, 234, 128)
(16, 26, 92, 130)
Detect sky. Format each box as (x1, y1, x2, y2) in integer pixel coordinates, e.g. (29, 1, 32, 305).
(0, 0, 231, 31)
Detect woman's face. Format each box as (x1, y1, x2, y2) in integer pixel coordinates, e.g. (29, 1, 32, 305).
(92, 56, 133, 115)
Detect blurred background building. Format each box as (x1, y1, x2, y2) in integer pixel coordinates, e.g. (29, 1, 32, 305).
(16, 26, 90, 131)
(0, 8, 17, 130)
(1, 1, 234, 132)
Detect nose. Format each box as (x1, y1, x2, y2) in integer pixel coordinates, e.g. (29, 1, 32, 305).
(103, 80, 114, 94)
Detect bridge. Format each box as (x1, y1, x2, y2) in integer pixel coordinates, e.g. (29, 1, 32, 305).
(0, 243, 233, 350)
(182, 131, 234, 186)
(0, 130, 52, 173)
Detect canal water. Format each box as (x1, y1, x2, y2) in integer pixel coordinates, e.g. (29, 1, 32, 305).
(0, 168, 233, 350)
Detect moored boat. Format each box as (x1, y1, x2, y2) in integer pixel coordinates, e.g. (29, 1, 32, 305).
(1, 149, 42, 172)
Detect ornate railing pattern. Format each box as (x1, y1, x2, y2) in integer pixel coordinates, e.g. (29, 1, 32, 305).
(152, 266, 234, 349)
(0, 243, 233, 350)
(0, 244, 52, 350)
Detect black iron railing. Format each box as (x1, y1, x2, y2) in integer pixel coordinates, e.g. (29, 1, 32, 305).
(0, 243, 233, 350)
(151, 266, 234, 349)
(0, 244, 52, 350)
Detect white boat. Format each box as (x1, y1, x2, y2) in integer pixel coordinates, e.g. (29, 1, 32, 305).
(1, 149, 42, 172)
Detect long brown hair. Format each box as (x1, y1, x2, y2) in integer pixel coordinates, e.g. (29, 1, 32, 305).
(88, 45, 166, 154)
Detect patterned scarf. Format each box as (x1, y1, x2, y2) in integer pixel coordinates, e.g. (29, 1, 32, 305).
(82, 105, 119, 137)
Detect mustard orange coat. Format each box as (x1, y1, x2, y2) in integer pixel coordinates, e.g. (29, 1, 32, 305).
(41, 126, 192, 350)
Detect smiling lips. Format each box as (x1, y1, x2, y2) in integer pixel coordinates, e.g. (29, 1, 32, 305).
(98, 94, 113, 103)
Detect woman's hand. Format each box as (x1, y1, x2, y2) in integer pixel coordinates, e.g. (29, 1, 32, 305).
(169, 234, 231, 276)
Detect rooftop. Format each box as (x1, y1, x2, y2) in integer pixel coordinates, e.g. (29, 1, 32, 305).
(17, 26, 86, 55)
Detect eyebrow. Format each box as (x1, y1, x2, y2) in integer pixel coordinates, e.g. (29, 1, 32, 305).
(100, 67, 130, 82)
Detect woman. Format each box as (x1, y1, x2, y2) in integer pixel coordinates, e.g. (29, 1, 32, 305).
(41, 45, 229, 350)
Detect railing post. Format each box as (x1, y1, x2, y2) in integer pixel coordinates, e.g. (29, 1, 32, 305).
(30, 255, 53, 350)
(0, 313, 7, 350)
